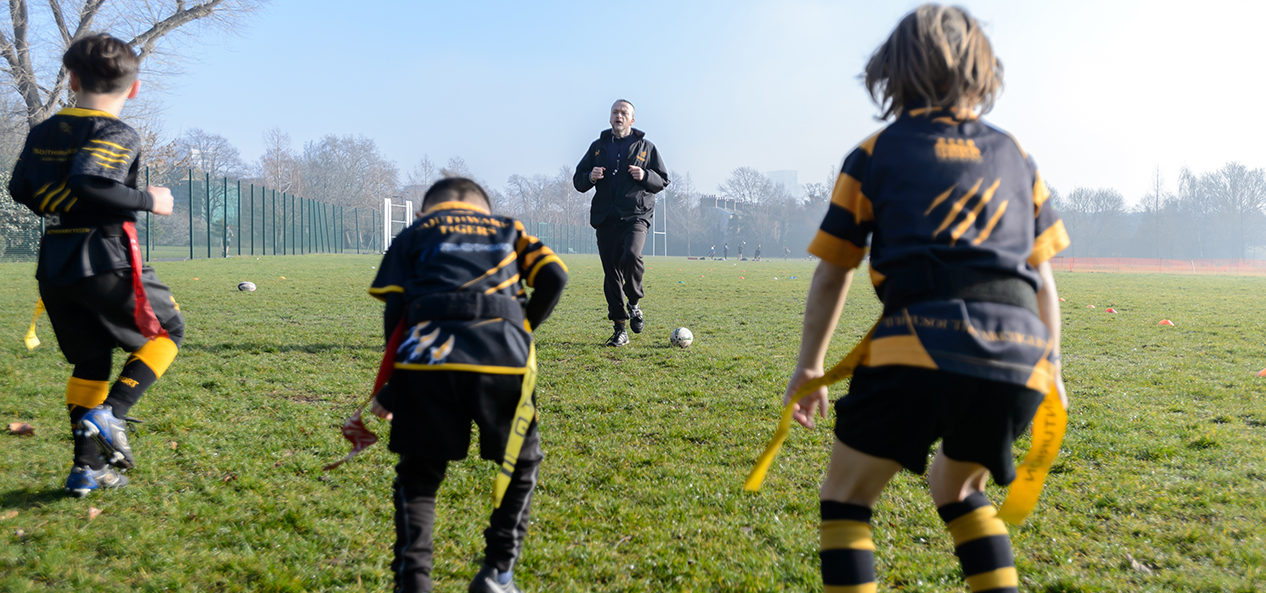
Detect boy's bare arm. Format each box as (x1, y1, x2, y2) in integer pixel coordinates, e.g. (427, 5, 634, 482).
(1035, 261, 1067, 409)
(785, 260, 854, 428)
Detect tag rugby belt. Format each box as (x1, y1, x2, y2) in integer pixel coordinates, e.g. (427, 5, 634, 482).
(746, 269, 1066, 525)
(877, 259, 1038, 317)
(408, 292, 524, 325)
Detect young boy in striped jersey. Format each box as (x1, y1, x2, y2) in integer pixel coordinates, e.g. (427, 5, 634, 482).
(368, 178, 568, 593)
(784, 5, 1070, 592)
(8, 34, 182, 497)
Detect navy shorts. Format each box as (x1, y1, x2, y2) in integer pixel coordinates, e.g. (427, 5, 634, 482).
(833, 365, 1044, 485)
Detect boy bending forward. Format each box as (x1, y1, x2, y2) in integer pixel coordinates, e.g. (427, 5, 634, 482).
(786, 6, 1070, 592)
(369, 178, 568, 593)
(8, 34, 181, 497)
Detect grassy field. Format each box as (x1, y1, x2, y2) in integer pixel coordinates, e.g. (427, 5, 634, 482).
(0, 253, 1263, 592)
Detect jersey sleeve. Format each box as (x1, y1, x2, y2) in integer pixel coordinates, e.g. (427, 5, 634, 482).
(369, 231, 412, 301)
(514, 220, 567, 288)
(1027, 157, 1070, 266)
(69, 121, 140, 184)
(807, 136, 879, 269)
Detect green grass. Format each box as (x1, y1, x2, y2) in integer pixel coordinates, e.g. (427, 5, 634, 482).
(0, 254, 1263, 592)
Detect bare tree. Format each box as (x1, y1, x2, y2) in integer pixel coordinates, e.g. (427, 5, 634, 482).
(718, 166, 776, 204)
(400, 155, 438, 208)
(257, 127, 302, 195)
(440, 156, 471, 179)
(0, 0, 267, 128)
(177, 127, 244, 178)
(300, 134, 399, 209)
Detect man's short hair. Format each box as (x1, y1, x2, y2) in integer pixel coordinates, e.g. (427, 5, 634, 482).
(612, 99, 635, 115)
(423, 177, 492, 210)
(63, 33, 141, 94)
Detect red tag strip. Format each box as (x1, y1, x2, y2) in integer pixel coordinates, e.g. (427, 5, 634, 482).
(122, 222, 167, 340)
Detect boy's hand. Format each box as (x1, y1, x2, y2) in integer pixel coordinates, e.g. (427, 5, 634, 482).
(148, 186, 173, 215)
(628, 165, 645, 180)
(589, 167, 605, 183)
(1053, 366, 1068, 410)
(784, 367, 829, 429)
(368, 395, 392, 421)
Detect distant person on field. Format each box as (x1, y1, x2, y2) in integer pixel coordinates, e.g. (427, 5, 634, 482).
(368, 178, 568, 593)
(783, 6, 1069, 593)
(755, 243, 762, 261)
(573, 99, 669, 347)
(723, 243, 728, 260)
(708, 244, 716, 259)
(8, 34, 182, 497)
(739, 241, 745, 260)
(784, 246, 791, 260)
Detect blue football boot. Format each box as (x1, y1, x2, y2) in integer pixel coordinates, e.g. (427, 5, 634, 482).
(65, 464, 129, 497)
(78, 405, 135, 470)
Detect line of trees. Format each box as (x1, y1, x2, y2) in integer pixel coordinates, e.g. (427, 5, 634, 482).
(1053, 163, 1266, 259)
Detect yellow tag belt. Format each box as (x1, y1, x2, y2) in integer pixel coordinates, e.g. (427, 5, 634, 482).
(744, 324, 1066, 525)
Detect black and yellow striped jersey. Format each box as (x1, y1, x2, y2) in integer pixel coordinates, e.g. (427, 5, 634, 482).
(809, 105, 1071, 390)
(369, 201, 565, 372)
(9, 108, 147, 285)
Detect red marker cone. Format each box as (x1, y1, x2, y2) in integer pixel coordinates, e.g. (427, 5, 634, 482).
(1105, 308, 1117, 313)
(1158, 319, 1174, 326)
(1059, 297, 1066, 302)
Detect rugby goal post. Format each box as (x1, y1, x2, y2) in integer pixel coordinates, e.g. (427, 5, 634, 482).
(383, 196, 414, 250)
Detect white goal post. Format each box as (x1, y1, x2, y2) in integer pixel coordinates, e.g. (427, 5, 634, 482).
(383, 196, 414, 250)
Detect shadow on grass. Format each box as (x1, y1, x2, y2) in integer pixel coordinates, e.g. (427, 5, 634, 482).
(0, 486, 69, 509)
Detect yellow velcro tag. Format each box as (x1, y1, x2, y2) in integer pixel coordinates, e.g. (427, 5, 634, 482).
(744, 325, 876, 492)
(66, 377, 109, 408)
(25, 299, 46, 350)
(824, 584, 878, 593)
(820, 520, 875, 551)
(493, 342, 537, 508)
(127, 336, 178, 378)
(965, 567, 1019, 591)
(947, 506, 1009, 547)
(998, 385, 1067, 525)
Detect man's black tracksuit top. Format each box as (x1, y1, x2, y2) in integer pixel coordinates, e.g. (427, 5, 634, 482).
(573, 128, 669, 228)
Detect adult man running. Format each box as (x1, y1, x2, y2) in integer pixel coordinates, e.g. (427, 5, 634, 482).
(573, 100, 669, 347)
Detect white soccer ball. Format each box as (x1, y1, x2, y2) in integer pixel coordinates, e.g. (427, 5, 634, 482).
(238, 281, 257, 292)
(670, 327, 693, 348)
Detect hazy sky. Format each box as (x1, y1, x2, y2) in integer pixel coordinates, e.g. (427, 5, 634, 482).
(155, 0, 1265, 205)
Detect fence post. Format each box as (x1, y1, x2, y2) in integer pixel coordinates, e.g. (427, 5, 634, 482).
(145, 167, 151, 262)
(205, 172, 211, 259)
(249, 185, 254, 256)
(236, 180, 241, 256)
(188, 170, 194, 260)
(272, 189, 277, 256)
(222, 177, 227, 258)
(355, 208, 360, 254)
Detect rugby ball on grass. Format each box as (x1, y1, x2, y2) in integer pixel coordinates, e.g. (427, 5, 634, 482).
(670, 327, 693, 348)
(238, 281, 257, 292)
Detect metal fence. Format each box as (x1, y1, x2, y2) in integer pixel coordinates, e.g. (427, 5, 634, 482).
(0, 168, 387, 263)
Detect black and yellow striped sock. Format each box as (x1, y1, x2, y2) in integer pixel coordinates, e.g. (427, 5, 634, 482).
(105, 337, 178, 418)
(820, 501, 877, 593)
(938, 492, 1018, 593)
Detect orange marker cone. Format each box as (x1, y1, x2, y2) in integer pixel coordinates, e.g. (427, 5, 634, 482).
(1086, 305, 1096, 309)
(739, 276, 745, 280)
(1256, 368, 1266, 377)
(1059, 297, 1066, 302)
(1105, 308, 1117, 313)
(1158, 319, 1174, 326)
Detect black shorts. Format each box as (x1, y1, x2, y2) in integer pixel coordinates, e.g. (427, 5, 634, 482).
(387, 370, 542, 462)
(833, 366, 1044, 485)
(39, 267, 185, 364)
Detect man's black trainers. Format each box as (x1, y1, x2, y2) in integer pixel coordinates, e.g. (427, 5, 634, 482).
(606, 325, 629, 347)
(628, 303, 645, 334)
(79, 405, 135, 470)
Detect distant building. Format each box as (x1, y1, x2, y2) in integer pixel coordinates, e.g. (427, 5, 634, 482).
(765, 170, 802, 199)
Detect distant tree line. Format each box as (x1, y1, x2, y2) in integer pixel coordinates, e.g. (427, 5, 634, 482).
(1052, 163, 1266, 260)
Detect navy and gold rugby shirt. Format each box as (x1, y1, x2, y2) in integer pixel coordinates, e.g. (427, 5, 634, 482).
(9, 108, 145, 285)
(809, 106, 1071, 391)
(369, 201, 566, 373)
